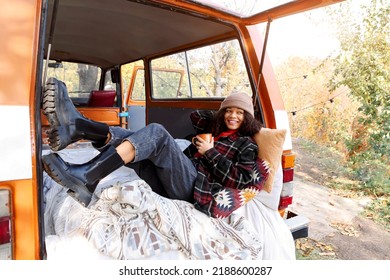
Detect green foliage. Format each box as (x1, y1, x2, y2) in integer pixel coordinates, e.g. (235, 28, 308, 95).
(347, 153, 390, 196)
(275, 1, 389, 225)
(326, 0, 390, 194)
(364, 197, 390, 230)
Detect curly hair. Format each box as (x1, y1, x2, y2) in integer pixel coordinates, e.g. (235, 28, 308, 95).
(211, 108, 263, 137)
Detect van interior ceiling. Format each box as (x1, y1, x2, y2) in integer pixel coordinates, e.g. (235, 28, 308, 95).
(44, 0, 236, 69)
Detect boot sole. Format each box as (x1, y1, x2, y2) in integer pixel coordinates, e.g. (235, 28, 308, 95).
(42, 78, 74, 151)
(42, 154, 93, 207)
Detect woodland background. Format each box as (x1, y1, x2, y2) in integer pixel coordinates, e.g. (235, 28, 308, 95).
(273, 0, 389, 228)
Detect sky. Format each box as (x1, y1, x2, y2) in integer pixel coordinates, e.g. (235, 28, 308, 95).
(266, 11, 339, 65)
(265, 0, 370, 65)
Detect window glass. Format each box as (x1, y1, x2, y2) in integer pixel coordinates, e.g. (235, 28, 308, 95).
(121, 60, 145, 102)
(151, 39, 251, 99)
(152, 66, 186, 98)
(46, 61, 101, 99)
(103, 70, 115, 90)
(131, 69, 146, 101)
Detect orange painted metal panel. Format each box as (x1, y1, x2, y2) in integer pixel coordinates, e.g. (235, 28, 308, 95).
(242, 24, 286, 128)
(41, 108, 120, 126)
(0, 0, 40, 106)
(282, 153, 296, 169)
(12, 180, 40, 259)
(77, 108, 121, 126)
(1, 180, 40, 260)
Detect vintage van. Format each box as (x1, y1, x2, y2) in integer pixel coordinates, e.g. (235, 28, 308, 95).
(0, 0, 343, 260)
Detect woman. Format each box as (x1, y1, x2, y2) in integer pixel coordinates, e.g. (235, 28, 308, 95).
(183, 102, 269, 218)
(42, 77, 269, 218)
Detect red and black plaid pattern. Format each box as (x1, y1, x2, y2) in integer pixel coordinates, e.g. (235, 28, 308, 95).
(184, 111, 269, 218)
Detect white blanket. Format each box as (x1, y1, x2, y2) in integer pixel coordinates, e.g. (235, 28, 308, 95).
(43, 147, 295, 260)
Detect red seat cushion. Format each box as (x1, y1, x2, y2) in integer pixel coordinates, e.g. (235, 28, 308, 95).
(88, 90, 116, 107)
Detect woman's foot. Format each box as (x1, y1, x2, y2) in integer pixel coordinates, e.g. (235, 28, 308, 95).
(42, 153, 95, 206)
(42, 145, 124, 206)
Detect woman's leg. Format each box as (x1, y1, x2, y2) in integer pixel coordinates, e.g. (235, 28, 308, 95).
(100, 124, 197, 202)
(129, 160, 169, 198)
(117, 123, 196, 202)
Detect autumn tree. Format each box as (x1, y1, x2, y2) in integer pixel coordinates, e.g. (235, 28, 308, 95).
(275, 56, 357, 149)
(325, 0, 389, 192)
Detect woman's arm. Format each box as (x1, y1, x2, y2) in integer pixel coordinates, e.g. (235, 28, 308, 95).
(203, 138, 264, 190)
(190, 110, 214, 133)
(183, 110, 215, 158)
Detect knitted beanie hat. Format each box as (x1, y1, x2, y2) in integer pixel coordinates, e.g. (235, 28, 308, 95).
(219, 92, 254, 117)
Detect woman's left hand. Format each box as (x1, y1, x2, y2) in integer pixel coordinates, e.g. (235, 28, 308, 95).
(195, 136, 214, 155)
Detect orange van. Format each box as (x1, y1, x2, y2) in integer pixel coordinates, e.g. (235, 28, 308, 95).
(0, 0, 343, 260)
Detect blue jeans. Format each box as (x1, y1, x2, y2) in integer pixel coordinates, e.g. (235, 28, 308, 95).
(102, 123, 197, 202)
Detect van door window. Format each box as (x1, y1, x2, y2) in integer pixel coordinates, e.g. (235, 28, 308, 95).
(122, 61, 146, 131)
(122, 61, 145, 103)
(151, 39, 251, 99)
(131, 68, 146, 101)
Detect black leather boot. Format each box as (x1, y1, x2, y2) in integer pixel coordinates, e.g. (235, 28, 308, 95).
(42, 145, 124, 206)
(42, 77, 110, 151)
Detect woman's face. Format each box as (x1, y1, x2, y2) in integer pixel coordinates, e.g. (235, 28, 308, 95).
(224, 107, 244, 130)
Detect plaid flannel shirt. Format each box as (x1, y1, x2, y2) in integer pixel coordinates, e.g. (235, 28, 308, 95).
(184, 110, 269, 218)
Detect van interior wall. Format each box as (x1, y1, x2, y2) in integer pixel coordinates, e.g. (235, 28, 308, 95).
(148, 107, 197, 139)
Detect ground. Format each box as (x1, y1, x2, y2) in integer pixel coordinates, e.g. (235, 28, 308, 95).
(289, 138, 390, 260)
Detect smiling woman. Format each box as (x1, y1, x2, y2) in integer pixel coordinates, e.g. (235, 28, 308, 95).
(224, 107, 245, 130)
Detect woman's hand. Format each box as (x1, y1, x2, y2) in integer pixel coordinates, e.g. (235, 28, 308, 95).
(195, 136, 214, 155)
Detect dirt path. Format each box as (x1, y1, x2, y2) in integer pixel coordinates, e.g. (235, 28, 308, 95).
(290, 138, 390, 260)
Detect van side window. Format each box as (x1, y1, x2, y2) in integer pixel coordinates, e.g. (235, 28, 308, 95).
(103, 70, 115, 91)
(45, 61, 101, 106)
(151, 39, 251, 99)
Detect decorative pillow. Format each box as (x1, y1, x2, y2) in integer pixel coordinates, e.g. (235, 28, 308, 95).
(253, 128, 287, 193)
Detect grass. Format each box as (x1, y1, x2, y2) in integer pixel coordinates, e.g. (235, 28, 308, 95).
(363, 197, 390, 231)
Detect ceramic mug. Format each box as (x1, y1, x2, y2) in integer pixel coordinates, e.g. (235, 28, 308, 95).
(192, 133, 212, 145)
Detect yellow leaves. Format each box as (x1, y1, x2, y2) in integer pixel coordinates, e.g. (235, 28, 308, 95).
(330, 222, 360, 237)
(295, 238, 336, 258)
